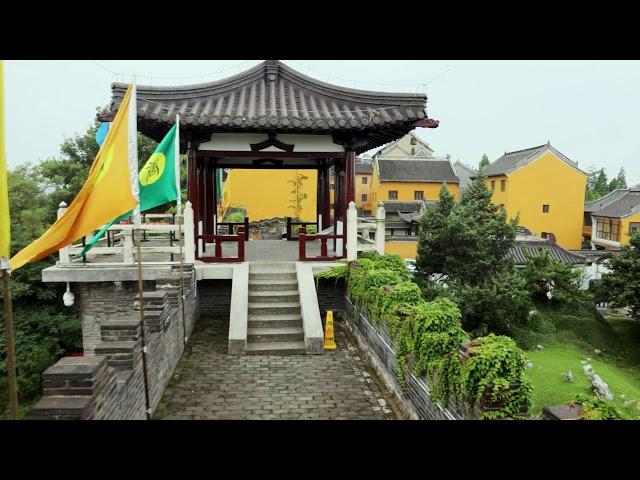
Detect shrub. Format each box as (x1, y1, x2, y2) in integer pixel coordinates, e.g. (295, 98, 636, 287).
(458, 334, 533, 419)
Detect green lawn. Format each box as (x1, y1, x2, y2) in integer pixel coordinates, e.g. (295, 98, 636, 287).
(524, 344, 640, 418)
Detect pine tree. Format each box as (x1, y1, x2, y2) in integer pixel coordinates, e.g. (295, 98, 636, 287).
(617, 167, 627, 189)
(594, 168, 609, 197)
(479, 154, 490, 170)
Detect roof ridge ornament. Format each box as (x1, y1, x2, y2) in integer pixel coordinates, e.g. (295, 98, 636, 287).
(265, 60, 280, 82)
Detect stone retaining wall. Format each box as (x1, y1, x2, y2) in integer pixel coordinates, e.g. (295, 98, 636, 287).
(316, 278, 346, 321)
(29, 265, 199, 420)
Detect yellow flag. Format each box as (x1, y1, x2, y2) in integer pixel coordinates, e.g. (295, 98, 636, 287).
(10, 84, 139, 271)
(0, 61, 9, 264)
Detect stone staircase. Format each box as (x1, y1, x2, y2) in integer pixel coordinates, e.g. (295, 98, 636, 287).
(246, 262, 306, 355)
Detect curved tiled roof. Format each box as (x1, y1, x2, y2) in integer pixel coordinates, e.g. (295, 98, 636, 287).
(377, 158, 459, 183)
(106, 60, 437, 153)
(509, 240, 587, 265)
(585, 187, 640, 217)
(484, 143, 586, 177)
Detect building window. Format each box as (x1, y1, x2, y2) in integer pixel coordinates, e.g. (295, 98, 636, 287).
(329, 184, 335, 190)
(596, 218, 621, 242)
(630, 222, 640, 234)
(330, 203, 336, 209)
(414, 191, 424, 200)
(543, 204, 550, 213)
(362, 176, 368, 184)
(364, 210, 371, 216)
(388, 191, 398, 200)
(541, 232, 549, 239)
(491, 181, 495, 191)
(361, 194, 368, 202)
(501, 179, 506, 192)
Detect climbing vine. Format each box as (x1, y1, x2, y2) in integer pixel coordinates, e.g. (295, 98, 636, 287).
(458, 334, 533, 419)
(571, 394, 631, 420)
(315, 253, 533, 419)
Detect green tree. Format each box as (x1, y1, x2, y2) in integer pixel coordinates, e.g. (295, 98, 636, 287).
(593, 232, 640, 319)
(416, 183, 456, 281)
(593, 168, 609, 197)
(479, 154, 490, 170)
(520, 250, 586, 305)
(617, 167, 628, 189)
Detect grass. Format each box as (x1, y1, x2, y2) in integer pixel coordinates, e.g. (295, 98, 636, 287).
(524, 344, 640, 417)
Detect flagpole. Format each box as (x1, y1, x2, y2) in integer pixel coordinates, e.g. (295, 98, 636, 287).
(129, 77, 151, 420)
(175, 114, 188, 346)
(1, 269, 18, 419)
(1, 60, 19, 419)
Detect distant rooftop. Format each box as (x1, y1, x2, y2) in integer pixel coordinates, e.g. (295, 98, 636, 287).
(377, 158, 459, 183)
(586, 187, 640, 218)
(483, 142, 584, 177)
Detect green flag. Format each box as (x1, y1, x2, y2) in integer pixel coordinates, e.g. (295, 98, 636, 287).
(80, 124, 178, 256)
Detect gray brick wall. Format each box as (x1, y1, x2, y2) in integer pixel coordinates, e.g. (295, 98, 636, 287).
(198, 280, 232, 317)
(29, 266, 199, 420)
(316, 278, 346, 321)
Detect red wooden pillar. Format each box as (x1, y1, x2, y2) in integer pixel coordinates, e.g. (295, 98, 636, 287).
(187, 145, 199, 256)
(320, 159, 331, 230)
(204, 160, 214, 235)
(212, 160, 218, 234)
(197, 157, 205, 250)
(345, 149, 355, 206)
(316, 166, 322, 228)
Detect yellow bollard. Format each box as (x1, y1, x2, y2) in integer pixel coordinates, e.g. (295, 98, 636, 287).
(324, 310, 337, 350)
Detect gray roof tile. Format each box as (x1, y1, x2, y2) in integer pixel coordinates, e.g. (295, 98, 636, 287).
(589, 187, 640, 218)
(106, 61, 435, 153)
(377, 158, 459, 183)
(484, 143, 583, 177)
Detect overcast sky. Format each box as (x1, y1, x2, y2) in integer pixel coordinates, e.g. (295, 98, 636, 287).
(4, 60, 640, 186)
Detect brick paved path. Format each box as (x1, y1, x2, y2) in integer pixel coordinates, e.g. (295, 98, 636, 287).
(154, 315, 398, 420)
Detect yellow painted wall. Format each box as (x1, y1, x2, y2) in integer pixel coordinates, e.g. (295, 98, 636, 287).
(487, 151, 587, 249)
(486, 175, 509, 208)
(224, 169, 317, 222)
(621, 211, 640, 245)
(385, 240, 418, 259)
(371, 165, 460, 204)
(355, 173, 372, 212)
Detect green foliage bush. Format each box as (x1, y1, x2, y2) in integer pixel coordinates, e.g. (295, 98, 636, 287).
(458, 334, 533, 419)
(320, 253, 533, 419)
(572, 393, 632, 420)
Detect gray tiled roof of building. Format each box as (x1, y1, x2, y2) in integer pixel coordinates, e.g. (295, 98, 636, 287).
(107, 61, 436, 153)
(377, 158, 459, 183)
(453, 161, 477, 190)
(483, 143, 583, 177)
(509, 240, 587, 265)
(381, 200, 432, 213)
(589, 187, 640, 218)
(355, 158, 373, 174)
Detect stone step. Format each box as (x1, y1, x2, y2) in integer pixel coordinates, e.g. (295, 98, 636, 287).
(250, 262, 296, 272)
(94, 341, 137, 355)
(248, 302, 301, 316)
(28, 395, 92, 420)
(248, 280, 298, 291)
(248, 290, 299, 303)
(249, 271, 297, 280)
(248, 314, 303, 328)
(247, 326, 305, 343)
(245, 341, 307, 355)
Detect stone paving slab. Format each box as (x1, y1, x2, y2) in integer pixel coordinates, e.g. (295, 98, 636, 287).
(154, 315, 397, 420)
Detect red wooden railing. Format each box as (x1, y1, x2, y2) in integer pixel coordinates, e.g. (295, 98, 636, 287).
(298, 226, 344, 261)
(196, 227, 245, 263)
(286, 217, 318, 241)
(217, 217, 250, 240)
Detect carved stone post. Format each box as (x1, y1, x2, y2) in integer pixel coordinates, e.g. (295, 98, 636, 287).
(57, 201, 70, 265)
(347, 201, 357, 261)
(376, 201, 386, 255)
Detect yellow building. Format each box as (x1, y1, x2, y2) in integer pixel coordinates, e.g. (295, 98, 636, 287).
(222, 169, 317, 222)
(584, 186, 640, 249)
(355, 156, 373, 214)
(483, 143, 588, 250)
(371, 157, 460, 204)
(374, 130, 435, 158)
